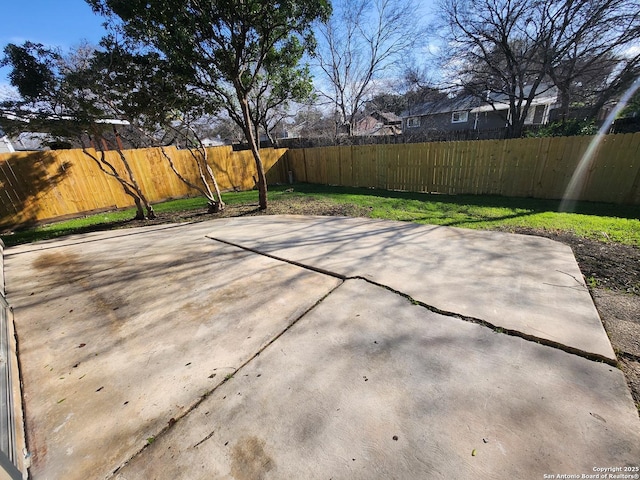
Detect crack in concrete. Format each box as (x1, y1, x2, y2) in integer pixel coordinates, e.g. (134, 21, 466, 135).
(108, 278, 343, 478)
(353, 276, 617, 367)
(208, 235, 618, 367)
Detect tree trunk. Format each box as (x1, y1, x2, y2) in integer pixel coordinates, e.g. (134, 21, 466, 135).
(131, 192, 146, 220)
(205, 163, 225, 211)
(558, 87, 571, 122)
(111, 126, 155, 219)
(507, 120, 525, 139)
(80, 142, 147, 220)
(239, 96, 268, 210)
(262, 121, 278, 148)
(113, 149, 155, 219)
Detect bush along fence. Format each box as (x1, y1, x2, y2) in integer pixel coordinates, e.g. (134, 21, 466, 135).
(0, 145, 287, 229)
(284, 132, 640, 205)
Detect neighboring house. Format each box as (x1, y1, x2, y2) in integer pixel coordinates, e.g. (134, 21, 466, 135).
(354, 111, 402, 136)
(276, 121, 304, 139)
(1, 113, 134, 151)
(471, 86, 557, 128)
(402, 95, 482, 134)
(402, 86, 559, 135)
(270, 121, 310, 141)
(9, 132, 57, 151)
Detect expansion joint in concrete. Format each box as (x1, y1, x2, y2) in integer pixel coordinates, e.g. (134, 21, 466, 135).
(108, 275, 343, 479)
(207, 236, 618, 368)
(207, 236, 348, 280)
(350, 276, 618, 367)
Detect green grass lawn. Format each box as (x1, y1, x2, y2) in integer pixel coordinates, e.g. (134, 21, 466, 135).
(286, 184, 640, 246)
(2, 183, 639, 247)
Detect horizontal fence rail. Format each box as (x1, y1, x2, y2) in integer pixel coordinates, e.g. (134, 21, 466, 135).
(0, 146, 288, 228)
(284, 133, 640, 205)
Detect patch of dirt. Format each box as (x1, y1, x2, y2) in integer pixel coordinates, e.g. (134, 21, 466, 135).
(591, 290, 640, 358)
(618, 357, 640, 410)
(592, 290, 640, 412)
(111, 196, 373, 229)
(52, 196, 640, 410)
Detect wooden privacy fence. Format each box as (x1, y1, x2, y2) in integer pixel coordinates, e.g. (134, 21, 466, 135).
(285, 132, 640, 205)
(0, 145, 288, 228)
(1, 133, 639, 228)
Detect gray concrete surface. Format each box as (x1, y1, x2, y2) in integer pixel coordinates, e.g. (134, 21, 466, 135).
(5, 223, 340, 479)
(116, 279, 640, 479)
(3, 217, 638, 479)
(206, 216, 615, 361)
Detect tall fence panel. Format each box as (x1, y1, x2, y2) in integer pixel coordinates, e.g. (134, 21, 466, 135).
(284, 133, 640, 205)
(0, 146, 288, 228)
(1, 134, 639, 229)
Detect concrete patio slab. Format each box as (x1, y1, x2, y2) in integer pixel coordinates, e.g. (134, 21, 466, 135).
(114, 279, 640, 479)
(206, 216, 614, 361)
(4, 222, 341, 479)
(3, 216, 636, 479)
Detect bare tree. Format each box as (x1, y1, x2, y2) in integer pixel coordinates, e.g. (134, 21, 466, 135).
(315, 0, 425, 136)
(436, 0, 640, 137)
(544, 0, 640, 120)
(437, 0, 556, 138)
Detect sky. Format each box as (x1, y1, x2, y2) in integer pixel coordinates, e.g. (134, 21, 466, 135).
(0, 0, 107, 95)
(0, 0, 440, 101)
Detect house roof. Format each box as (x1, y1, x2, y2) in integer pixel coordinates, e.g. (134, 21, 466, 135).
(10, 132, 55, 151)
(2, 112, 130, 126)
(402, 95, 481, 117)
(402, 84, 559, 118)
(472, 85, 558, 112)
(201, 137, 227, 147)
(372, 111, 402, 124)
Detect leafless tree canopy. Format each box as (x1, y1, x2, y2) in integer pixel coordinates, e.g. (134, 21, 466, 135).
(315, 0, 426, 135)
(437, 0, 640, 137)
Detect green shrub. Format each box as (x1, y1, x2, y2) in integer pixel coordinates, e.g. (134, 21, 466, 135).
(528, 119, 598, 138)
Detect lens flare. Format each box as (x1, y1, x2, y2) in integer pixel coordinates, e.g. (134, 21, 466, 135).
(559, 77, 640, 212)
